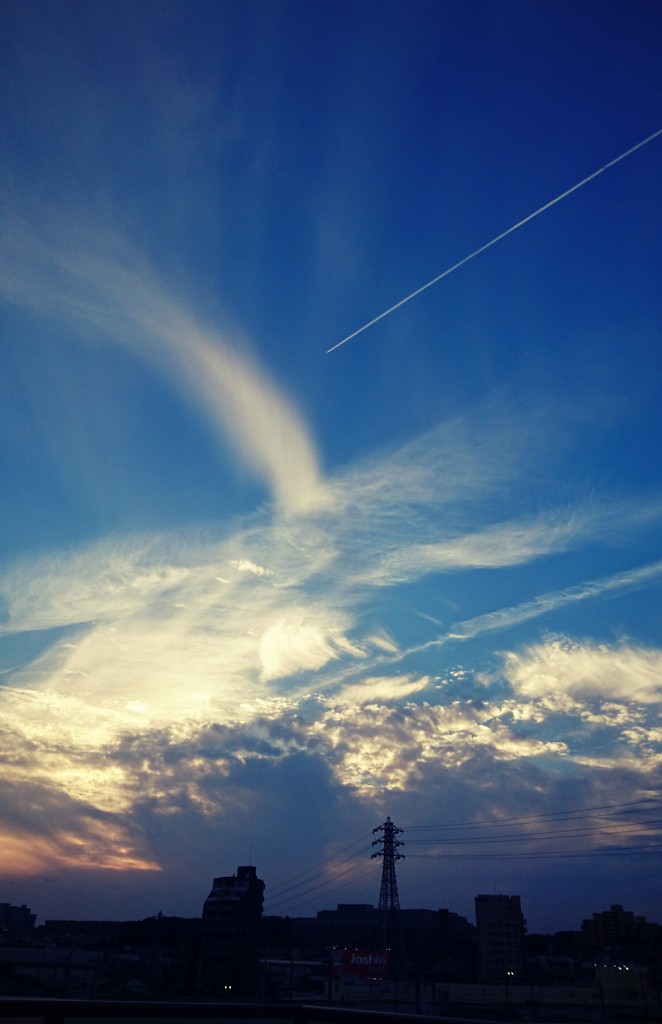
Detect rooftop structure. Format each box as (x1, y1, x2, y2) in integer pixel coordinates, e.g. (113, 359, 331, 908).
(198, 865, 264, 997)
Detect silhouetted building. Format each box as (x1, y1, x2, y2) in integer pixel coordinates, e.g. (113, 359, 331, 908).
(315, 904, 381, 950)
(581, 904, 661, 949)
(198, 865, 264, 997)
(0, 903, 36, 943)
(267, 903, 477, 983)
(475, 894, 527, 983)
(41, 920, 124, 947)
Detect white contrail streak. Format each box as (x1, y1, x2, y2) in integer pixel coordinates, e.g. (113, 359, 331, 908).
(444, 556, 662, 641)
(327, 127, 662, 354)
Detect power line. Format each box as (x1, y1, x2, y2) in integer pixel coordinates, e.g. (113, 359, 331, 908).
(264, 834, 376, 913)
(265, 857, 377, 915)
(266, 833, 373, 900)
(403, 798, 662, 832)
(408, 844, 662, 861)
(263, 799, 661, 916)
(405, 819, 662, 846)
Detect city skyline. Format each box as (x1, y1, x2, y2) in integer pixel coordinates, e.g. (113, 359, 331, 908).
(5, 873, 661, 943)
(1, 0, 662, 934)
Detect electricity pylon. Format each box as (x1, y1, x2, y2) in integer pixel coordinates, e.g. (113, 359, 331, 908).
(372, 816, 404, 912)
(372, 815, 406, 995)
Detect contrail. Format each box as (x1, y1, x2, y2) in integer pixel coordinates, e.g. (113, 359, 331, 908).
(327, 127, 662, 354)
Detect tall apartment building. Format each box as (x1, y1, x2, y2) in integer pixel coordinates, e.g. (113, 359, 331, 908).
(581, 904, 661, 948)
(198, 865, 265, 997)
(475, 894, 527, 983)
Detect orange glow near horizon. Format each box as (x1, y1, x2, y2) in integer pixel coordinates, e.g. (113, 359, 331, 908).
(0, 825, 161, 876)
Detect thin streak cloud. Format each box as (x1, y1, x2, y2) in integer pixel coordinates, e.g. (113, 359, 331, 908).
(447, 557, 662, 641)
(327, 127, 662, 353)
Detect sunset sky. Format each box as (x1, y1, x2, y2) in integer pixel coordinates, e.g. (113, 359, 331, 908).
(1, 0, 662, 934)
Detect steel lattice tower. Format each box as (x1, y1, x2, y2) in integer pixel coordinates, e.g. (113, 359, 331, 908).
(371, 816, 404, 911)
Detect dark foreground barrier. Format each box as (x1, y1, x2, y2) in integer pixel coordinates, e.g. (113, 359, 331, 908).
(0, 999, 502, 1024)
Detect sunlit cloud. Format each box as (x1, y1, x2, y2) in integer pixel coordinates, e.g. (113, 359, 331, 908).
(331, 674, 432, 707)
(0, 777, 160, 875)
(259, 611, 363, 682)
(3, 414, 662, 773)
(232, 559, 272, 577)
(2, 631, 662, 877)
(307, 699, 571, 792)
(2, 209, 662, 898)
(498, 636, 662, 703)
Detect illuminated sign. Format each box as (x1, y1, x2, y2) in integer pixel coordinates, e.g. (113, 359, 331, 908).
(333, 949, 389, 978)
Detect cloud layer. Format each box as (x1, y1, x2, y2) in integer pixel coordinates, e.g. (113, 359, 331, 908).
(2, 361, 662, 922)
(1, 83, 661, 926)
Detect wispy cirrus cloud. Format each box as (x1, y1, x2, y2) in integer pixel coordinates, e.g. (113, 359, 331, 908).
(330, 674, 428, 707)
(0, 205, 321, 513)
(3, 408, 662, 736)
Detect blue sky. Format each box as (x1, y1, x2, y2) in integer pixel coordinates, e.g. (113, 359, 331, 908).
(1, 0, 662, 933)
